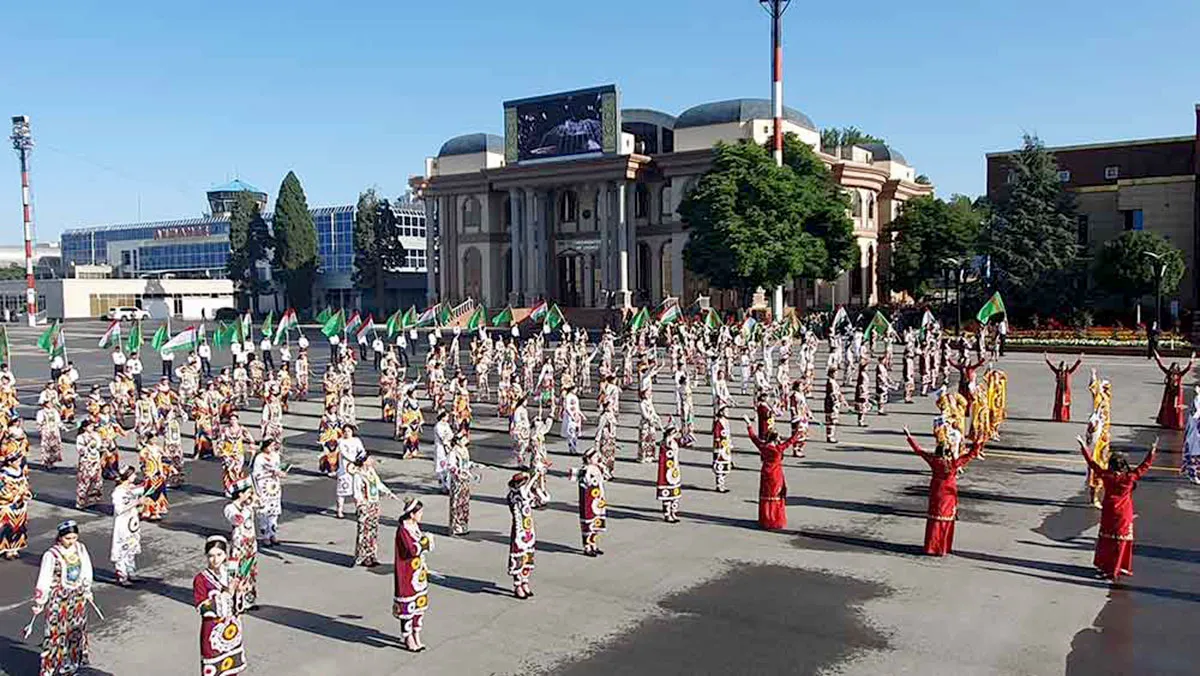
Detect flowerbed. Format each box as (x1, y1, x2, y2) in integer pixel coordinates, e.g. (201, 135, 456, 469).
(1006, 327, 1193, 348)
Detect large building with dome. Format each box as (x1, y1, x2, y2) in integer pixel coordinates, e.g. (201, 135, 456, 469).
(413, 87, 933, 313)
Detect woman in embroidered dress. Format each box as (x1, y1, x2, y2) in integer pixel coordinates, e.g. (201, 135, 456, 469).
(75, 420, 104, 510)
(111, 466, 144, 585)
(37, 400, 65, 468)
(656, 424, 683, 523)
(1, 452, 32, 559)
(394, 498, 433, 652)
(163, 407, 185, 488)
(335, 424, 364, 519)
(317, 403, 341, 476)
(509, 395, 532, 467)
(446, 431, 477, 535)
(251, 439, 286, 547)
(352, 451, 396, 566)
(398, 386, 424, 459)
(675, 371, 696, 447)
(1077, 430, 1156, 582)
(711, 406, 733, 493)
(97, 403, 125, 481)
(903, 425, 985, 556)
(1152, 350, 1194, 430)
(506, 471, 537, 599)
(260, 387, 284, 447)
(528, 416, 553, 507)
(28, 521, 94, 675)
(218, 414, 254, 494)
(138, 433, 169, 521)
(224, 478, 259, 608)
(193, 535, 246, 676)
(744, 416, 802, 530)
(571, 448, 607, 556)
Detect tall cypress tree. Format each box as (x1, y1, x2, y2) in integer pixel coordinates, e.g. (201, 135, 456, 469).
(981, 134, 1079, 314)
(226, 192, 255, 308)
(273, 171, 319, 311)
(353, 189, 381, 310)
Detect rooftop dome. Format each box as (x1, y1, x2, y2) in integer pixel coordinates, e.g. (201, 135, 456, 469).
(857, 142, 908, 166)
(675, 98, 816, 132)
(438, 133, 504, 157)
(622, 108, 677, 129)
(208, 179, 264, 194)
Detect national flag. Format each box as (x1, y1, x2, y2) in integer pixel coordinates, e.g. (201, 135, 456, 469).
(240, 312, 252, 342)
(703, 307, 721, 331)
(98, 320, 122, 349)
(437, 304, 451, 326)
(273, 308, 298, 345)
(529, 300, 548, 323)
(546, 304, 566, 330)
(976, 292, 1007, 324)
(830, 306, 849, 333)
(345, 311, 363, 336)
(321, 309, 346, 339)
(628, 307, 649, 331)
(919, 308, 936, 340)
(162, 326, 200, 353)
(127, 321, 144, 353)
(657, 303, 681, 325)
(316, 307, 332, 324)
(213, 322, 231, 349)
(150, 323, 170, 351)
(492, 306, 514, 327)
(401, 306, 418, 329)
(355, 314, 375, 340)
(864, 310, 894, 341)
(260, 310, 275, 338)
(467, 306, 488, 331)
(0, 326, 9, 364)
(740, 315, 757, 336)
(386, 309, 403, 338)
(37, 321, 60, 355)
(416, 304, 438, 327)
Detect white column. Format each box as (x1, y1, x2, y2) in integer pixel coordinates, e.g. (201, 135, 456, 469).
(616, 182, 631, 308)
(599, 183, 611, 296)
(508, 189, 522, 306)
(424, 198, 437, 304)
(583, 255, 595, 307)
(672, 234, 686, 303)
(649, 240, 662, 303)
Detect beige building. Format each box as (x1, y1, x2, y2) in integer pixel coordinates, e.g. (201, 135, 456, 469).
(416, 95, 933, 311)
(0, 276, 234, 320)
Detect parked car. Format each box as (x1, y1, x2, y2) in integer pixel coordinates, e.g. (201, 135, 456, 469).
(213, 307, 240, 321)
(107, 306, 150, 321)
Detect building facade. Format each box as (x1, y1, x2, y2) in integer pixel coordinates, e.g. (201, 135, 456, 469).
(985, 105, 1200, 307)
(416, 95, 932, 312)
(57, 181, 428, 317)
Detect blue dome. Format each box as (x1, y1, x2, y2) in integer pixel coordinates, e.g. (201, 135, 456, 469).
(622, 108, 677, 129)
(858, 143, 908, 165)
(209, 179, 264, 194)
(675, 99, 816, 132)
(438, 133, 504, 157)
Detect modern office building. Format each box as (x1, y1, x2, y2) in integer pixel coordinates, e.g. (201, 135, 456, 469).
(54, 181, 428, 318)
(985, 104, 1200, 307)
(414, 86, 933, 312)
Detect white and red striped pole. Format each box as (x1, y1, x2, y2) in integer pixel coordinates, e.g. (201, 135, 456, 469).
(761, 0, 791, 319)
(10, 116, 37, 327)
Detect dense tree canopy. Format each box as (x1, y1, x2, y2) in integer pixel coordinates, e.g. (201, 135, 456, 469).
(886, 195, 982, 301)
(227, 191, 272, 311)
(819, 126, 884, 151)
(272, 171, 319, 311)
(353, 189, 406, 313)
(679, 134, 854, 303)
(1092, 231, 1185, 301)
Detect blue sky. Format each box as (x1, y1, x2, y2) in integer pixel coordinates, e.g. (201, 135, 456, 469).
(2, 0, 1197, 242)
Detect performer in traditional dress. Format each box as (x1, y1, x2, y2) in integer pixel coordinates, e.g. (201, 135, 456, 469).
(111, 467, 144, 585)
(675, 371, 696, 447)
(506, 471, 537, 599)
(1183, 388, 1200, 485)
(432, 410, 454, 492)
(399, 386, 424, 459)
(1152, 350, 1194, 430)
(138, 433, 169, 520)
(97, 404, 125, 481)
(853, 357, 871, 426)
(510, 395, 532, 466)
(0, 451, 31, 559)
(162, 407, 185, 488)
(193, 535, 246, 676)
(335, 424, 364, 519)
(393, 497, 433, 652)
(218, 414, 254, 494)
(947, 353, 987, 408)
(75, 419, 105, 510)
(637, 389, 661, 464)
(656, 424, 683, 523)
(824, 365, 846, 444)
(30, 521, 94, 675)
(1077, 430, 1156, 582)
(560, 384, 585, 455)
(785, 381, 811, 458)
(37, 400, 65, 468)
(744, 416, 801, 530)
(351, 450, 395, 567)
(447, 433, 476, 535)
(251, 439, 286, 547)
(1044, 353, 1083, 422)
(904, 426, 985, 556)
(571, 448, 607, 557)
(224, 478, 259, 608)
(712, 406, 733, 493)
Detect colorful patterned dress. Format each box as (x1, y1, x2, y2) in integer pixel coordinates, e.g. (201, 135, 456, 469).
(33, 543, 93, 675)
(575, 463, 607, 552)
(223, 502, 258, 607)
(37, 406, 64, 467)
(193, 566, 246, 675)
(139, 440, 169, 520)
(353, 466, 391, 566)
(507, 482, 536, 585)
(656, 437, 683, 511)
(0, 463, 31, 556)
(98, 417, 124, 481)
(399, 399, 424, 458)
(75, 431, 104, 510)
(447, 447, 475, 535)
(393, 521, 433, 637)
(711, 415, 733, 492)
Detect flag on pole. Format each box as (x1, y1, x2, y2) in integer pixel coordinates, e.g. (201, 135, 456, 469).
(830, 306, 849, 333)
(401, 306, 418, 329)
(213, 322, 231, 349)
(976, 292, 1007, 324)
(150, 323, 170, 351)
(316, 307, 332, 324)
(628, 307, 649, 331)
(416, 304, 438, 327)
(492, 306, 514, 327)
(161, 326, 200, 353)
(240, 312, 252, 342)
(98, 320, 122, 349)
(528, 300, 548, 323)
(345, 311, 363, 336)
(0, 326, 9, 364)
(864, 310, 894, 341)
(467, 306, 488, 331)
(740, 315, 757, 336)
(37, 321, 60, 355)
(386, 309, 403, 338)
(657, 303, 681, 326)
(321, 309, 346, 339)
(703, 307, 721, 331)
(273, 308, 298, 345)
(437, 304, 451, 326)
(260, 310, 275, 338)
(126, 321, 144, 353)
(546, 304, 565, 331)
(355, 314, 375, 341)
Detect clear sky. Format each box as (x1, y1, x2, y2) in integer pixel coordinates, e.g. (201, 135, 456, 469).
(2, 0, 1197, 243)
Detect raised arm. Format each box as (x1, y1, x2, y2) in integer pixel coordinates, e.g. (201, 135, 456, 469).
(903, 427, 934, 464)
(1153, 351, 1168, 374)
(1076, 435, 1104, 475)
(1044, 353, 1055, 371)
(1185, 353, 1196, 376)
(1132, 440, 1158, 480)
(956, 439, 985, 469)
(1069, 356, 1083, 374)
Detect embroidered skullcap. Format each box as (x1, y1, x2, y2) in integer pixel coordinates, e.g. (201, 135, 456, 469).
(226, 477, 253, 499)
(56, 520, 79, 537)
(204, 535, 229, 553)
(400, 496, 423, 519)
(509, 471, 530, 488)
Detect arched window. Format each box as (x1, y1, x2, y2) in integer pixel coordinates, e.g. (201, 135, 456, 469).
(660, 240, 673, 297)
(634, 184, 650, 219)
(867, 194, 875, 220)
(503, 196, 512, 230)
(462, 247, 483, 301)
(558, 190, 578, 223)
(851, 190, 863, 218)
(462, 196, 482, 230)
(660, 185, 672, 219)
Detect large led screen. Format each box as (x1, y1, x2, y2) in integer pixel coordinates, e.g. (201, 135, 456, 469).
(504, 85, 619, 164)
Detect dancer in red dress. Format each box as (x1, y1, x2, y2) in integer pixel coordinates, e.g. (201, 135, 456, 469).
(947, 354, 986, 406)
(1044, 353, 1083, 422)
(903, 426, 984, 556)
(1077, 432, 1156, 581)
(744, 416, 801, 530)
(1152, 350, 1194, 430)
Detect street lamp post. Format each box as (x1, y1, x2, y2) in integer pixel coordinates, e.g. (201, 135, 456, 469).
(943, 257, 964, 333)
(760, 0, 791, 321)
(10, 116, 38, 327)
(1142, 251, 1167, 330)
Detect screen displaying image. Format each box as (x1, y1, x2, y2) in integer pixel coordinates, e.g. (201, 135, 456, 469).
(514, 89, 605, 162)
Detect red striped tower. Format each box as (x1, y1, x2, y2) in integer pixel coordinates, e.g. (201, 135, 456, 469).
(10, 116, 37, 327)
(761, 0, 791, 319)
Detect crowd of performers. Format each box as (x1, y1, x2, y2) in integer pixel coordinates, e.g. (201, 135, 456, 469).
(0, 309, 1188, 673)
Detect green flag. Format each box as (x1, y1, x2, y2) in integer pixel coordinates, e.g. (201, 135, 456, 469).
(316, 307, 332, 324)
(976, 292, 1007, 324)
(628, 307, 649, 331)
(546, 304, 565, 330)
(492, 306, 514, 327)
(150, 323, 170, 351)
(437, 303, 451, 326)
(864, 310, 893, 341)
(386, 309, 402, 338)
(36, 321, 58, 354)
(261, 310, 275, 338)
(703, 307, 721, 331)
(0, 326, 9, 364)
(466, 306, 487, 331)
(212, 322, 229, 349)
(126, 321, 144, 353)
(321, 309, 346, 339)
(401, 306, 418, 329)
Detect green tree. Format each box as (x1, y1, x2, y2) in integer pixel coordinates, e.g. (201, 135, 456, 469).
(272, 171, 319, 311)
(0, 265, 26, 281)
(227, 192, 272, 313)
(1092, 231, 1185, 304)
(353, 189, 405, 314)
(979, 134, 1080, 314)
(820, 126, 885, 151)
(679, 134, 854, 305)
(886, 195, 982, 301)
